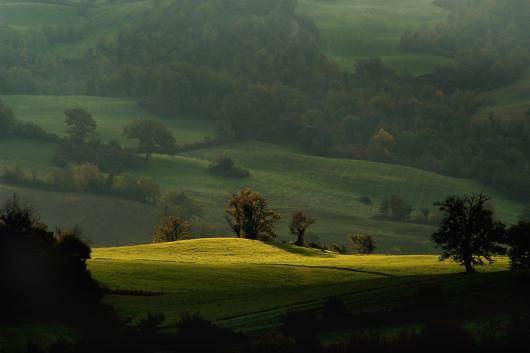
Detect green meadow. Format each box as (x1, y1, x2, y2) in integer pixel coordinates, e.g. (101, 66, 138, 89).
(0, 95, 525, 250)
(89, 238, 509, 332)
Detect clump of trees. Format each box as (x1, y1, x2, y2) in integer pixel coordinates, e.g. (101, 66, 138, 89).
(289, 211, 314, 246)
(123, 119, 177, 161)
(153, 216, 192, 243)
(350, 234, 376, 254)
(0, 195, 102, 321)
(207, 155, 250, 178)
(378, 196, 413, 221)
(225, 189, 280, 240)
(505, 222, 530, 269)
(1, 164, 160, 204)
(0, 99, 57, 142)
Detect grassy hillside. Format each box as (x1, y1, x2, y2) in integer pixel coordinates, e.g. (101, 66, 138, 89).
(1, 95, 214, 145)
(89, 238, 509, 332)
(0, 1, 81, 31)
(297, 0, 452, 73)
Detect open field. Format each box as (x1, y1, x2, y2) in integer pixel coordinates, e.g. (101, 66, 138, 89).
(297, 0, 452, 73)
(1, 95, 214, 145)
(0, 94, 525, 249)
(89, 238, 510, 332)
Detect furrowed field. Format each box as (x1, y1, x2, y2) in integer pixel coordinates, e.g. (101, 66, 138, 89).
(89, 238, 509, 332)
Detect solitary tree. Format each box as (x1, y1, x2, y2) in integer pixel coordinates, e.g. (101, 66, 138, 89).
(432, 193, 506, 274)
(64, 108, 97, 143)
(289, 211, 314, 246)
(123, 119, 176, 160)
(350, 234, 376, 254)
(225, 188, 280, 240)
(505, 222, 530, 269)
(153, 216, 192, 243)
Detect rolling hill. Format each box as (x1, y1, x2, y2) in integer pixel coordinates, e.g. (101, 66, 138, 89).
(0, 95, 525, 250)
(88, 238, 509, 332)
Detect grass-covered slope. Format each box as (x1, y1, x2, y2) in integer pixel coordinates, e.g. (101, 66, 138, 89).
(297, 0, 452, 73)
(89, 238, 509, 331)
(0, 95, 525, 249)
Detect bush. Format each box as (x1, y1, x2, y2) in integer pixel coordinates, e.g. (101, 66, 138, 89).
(153, 216, 192, 243)
(111, 175, 160, 204)
(350, 234, 376, 254)
(208, 155, 250, 178)
(13, 121, 59, 142)
(506, 222, 530, 269)
(378, 196, 413, 221)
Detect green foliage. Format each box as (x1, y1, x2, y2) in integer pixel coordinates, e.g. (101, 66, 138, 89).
(159, 189, 203, 220)
(378, 196, 413, 221)
(112, 174, 160, 204)
(506, 222, 530, 269)
(153, 216, 192, 243)
(123, 119, 177, 161)
(207, 155, 250, 178)
(350, 234, 376, 254)
(432, 193, 506, 273)
(225, 189, 280, 240)
(0, 100, 16, 138)
(64, 108, 97, 143)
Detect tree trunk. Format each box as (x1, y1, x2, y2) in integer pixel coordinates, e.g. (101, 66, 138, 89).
(464, 258, 475, 274)
(294, 232, 304, 246)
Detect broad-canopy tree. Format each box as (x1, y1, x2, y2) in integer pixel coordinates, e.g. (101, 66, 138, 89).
(123, 119, 176, 160)
(289, 211, 314, 246)
(432, 193, 506, 273)
(225, 188, 280, 241)
(64, 108, 97, 143)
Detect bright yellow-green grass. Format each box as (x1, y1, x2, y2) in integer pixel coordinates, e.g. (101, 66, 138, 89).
(1, 95, 214, 145)
(297, 0, 453, 73)
(89, 238, 508, 331)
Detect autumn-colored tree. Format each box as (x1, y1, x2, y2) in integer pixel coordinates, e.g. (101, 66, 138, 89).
(225, 189, 280, 240)
(289, 211, 314, 246)
(153, 216, 192, 243)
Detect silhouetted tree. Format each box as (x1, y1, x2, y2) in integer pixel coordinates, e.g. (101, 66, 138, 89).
(289, 211, 314, 246)
(153, 216, 192, 243)
(123, 119, 176, 160)
(0, 195, 101, 321)
(506, 222, 530, 269)
(225, 189, 280, 240)
(350, 234, 376, 254)
(432, 193, 506, 273)
(64, 108, 97, 143)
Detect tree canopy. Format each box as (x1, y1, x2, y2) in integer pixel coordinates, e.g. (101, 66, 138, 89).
(123, 119, 176, 161)
(432, 193, 506, 273)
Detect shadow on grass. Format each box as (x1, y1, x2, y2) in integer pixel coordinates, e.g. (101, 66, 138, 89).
(270, 242, 335, 258)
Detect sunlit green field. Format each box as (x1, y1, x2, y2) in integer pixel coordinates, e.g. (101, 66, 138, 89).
(297, 0, 452, 73)
(89, 238, 509, 331)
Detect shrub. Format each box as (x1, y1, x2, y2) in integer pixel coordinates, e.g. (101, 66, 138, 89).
(13, 121, 59, 142)
(350, 234, 376, 254)
(208, 155, 250, 178)
(378, 196, 413, 220)
(506, 222, 530, 269)
(111, 175, 160, 204)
